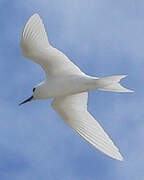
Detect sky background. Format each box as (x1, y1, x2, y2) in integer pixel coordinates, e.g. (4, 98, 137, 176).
(0, 0, 144, 179)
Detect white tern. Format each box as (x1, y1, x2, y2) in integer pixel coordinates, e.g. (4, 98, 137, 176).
(20, 14, 133, 161)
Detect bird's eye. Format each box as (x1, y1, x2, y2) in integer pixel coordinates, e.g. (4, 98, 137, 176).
(33, 88, 36, 92)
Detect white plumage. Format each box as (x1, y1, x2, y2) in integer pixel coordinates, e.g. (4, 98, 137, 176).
(52, 93, 123, 160)
(20, 13, 133, 161)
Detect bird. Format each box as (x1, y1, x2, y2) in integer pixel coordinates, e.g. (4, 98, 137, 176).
(20, 13, 133, 161)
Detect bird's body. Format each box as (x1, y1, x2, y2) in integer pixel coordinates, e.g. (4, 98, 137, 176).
(35, 75, 91, 99)
(20, 13, 133, 161)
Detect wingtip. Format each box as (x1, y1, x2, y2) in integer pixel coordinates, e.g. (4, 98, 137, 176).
(21, 12, 49, 56)
(27, 13, 41, 22)
(112, 152, 124, 161)
(122, 88, 134, 93)
(117, 155, 124, 161)
(127, 89, 134, 93)
(31, 13, 40, 17)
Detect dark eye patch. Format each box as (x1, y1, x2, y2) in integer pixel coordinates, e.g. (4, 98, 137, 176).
(33, 88, 36, 92)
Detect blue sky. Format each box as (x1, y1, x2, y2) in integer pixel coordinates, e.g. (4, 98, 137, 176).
(0, 0, 144, 179)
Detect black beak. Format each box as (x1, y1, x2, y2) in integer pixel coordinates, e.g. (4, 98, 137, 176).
(19, 96, 33, 106)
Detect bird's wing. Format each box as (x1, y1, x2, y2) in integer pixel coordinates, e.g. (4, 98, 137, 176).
(21, 14, 84, 77)
(51, 93, 123, 161)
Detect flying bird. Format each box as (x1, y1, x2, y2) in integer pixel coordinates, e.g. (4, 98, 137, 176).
(20, 14, 133, 161)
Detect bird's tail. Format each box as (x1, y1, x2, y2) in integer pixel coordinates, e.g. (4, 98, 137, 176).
(96, 75, 133, 92)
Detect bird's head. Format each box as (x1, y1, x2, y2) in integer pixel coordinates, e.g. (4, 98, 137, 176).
(19, 81, 46, 106)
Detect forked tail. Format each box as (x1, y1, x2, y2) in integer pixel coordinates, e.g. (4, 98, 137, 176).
(97, 75, 133, 92)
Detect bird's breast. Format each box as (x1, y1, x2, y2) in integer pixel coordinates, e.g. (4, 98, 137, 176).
(40, 76, 92, 99)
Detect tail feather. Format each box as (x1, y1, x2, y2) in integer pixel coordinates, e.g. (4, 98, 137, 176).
(97, 75, 133, 92)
